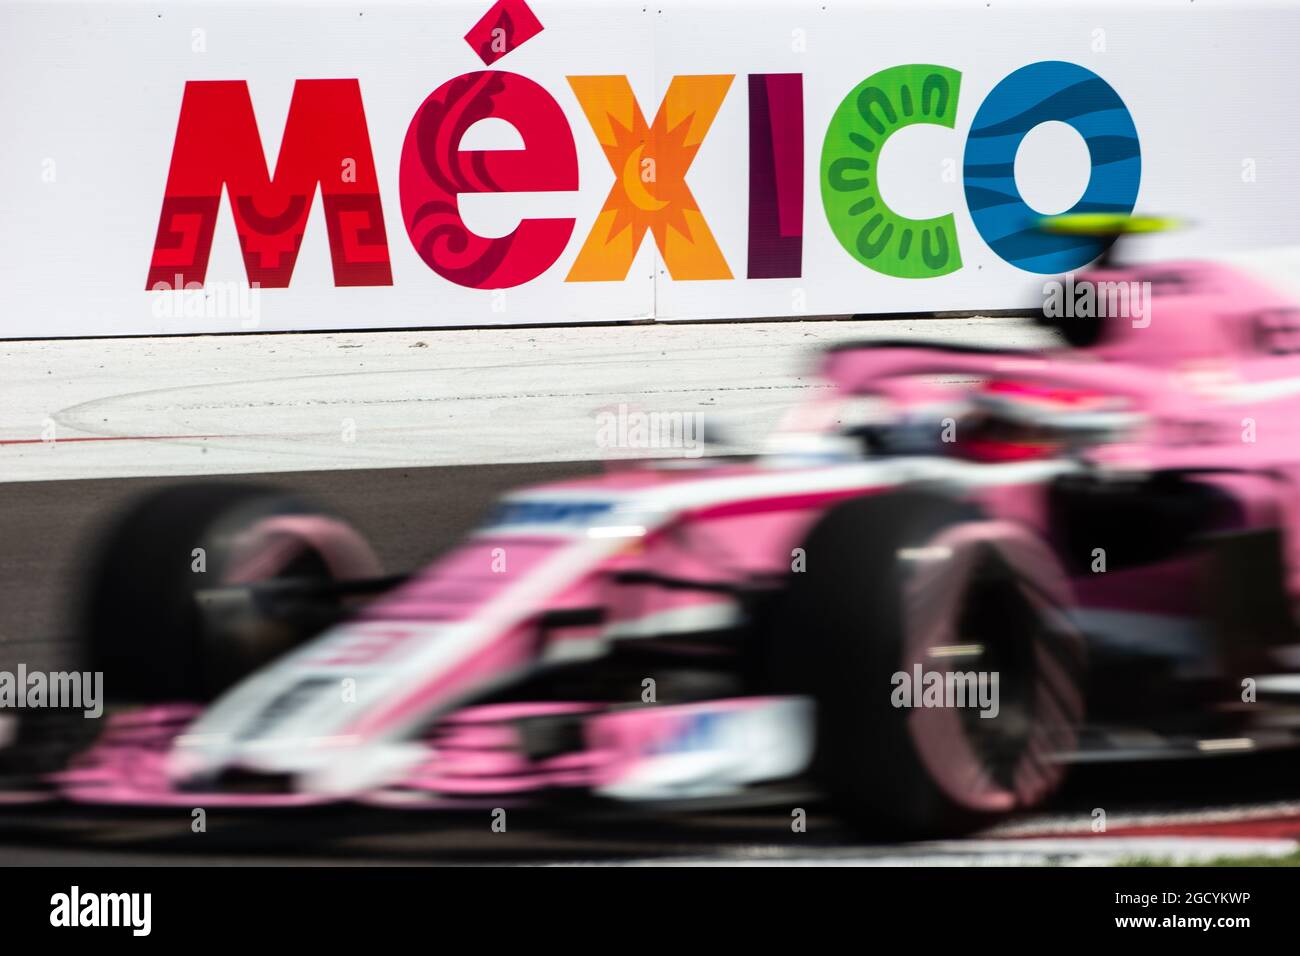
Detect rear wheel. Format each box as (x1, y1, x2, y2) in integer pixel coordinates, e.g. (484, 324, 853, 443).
(771, 490, 1086, 836)
(80, 482, 381, 704)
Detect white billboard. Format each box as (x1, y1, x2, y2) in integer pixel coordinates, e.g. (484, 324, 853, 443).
(1, 0, 1298, 338)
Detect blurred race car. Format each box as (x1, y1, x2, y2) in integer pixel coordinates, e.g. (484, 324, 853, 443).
(9, 217, 1300, 837)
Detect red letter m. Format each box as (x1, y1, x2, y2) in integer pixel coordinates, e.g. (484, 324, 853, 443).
(147, 80, 391, 289)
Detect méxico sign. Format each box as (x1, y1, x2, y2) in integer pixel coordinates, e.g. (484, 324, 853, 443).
(146, 1, 1140, 295)
(3, 0, 1295, 337)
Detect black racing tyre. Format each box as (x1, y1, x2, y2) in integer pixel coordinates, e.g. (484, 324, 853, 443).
(80, 482, 380, 705)
(771, 490, 1086, 837)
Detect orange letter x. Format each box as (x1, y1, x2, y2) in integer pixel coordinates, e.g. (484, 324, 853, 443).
(566, 75, 734, 282)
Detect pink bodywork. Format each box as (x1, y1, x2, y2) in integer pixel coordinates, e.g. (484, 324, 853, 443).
(60, 257, 1300, 806)
(58, 706, 327, 806)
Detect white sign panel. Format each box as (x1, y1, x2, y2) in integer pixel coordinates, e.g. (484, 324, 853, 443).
(0, 0, 1297, 338)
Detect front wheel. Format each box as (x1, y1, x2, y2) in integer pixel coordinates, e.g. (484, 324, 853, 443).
(79, 482, 381, 705)
(770, 490, 1086, 837)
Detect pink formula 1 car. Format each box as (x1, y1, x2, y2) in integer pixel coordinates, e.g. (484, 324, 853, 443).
(10, 225, 1300, 837)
